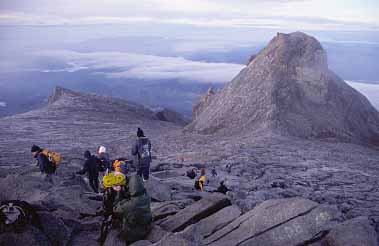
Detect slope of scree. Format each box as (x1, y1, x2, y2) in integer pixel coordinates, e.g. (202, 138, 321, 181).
(186, 32, 379, 145)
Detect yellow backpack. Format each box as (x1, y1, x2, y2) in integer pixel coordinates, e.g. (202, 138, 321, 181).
(41, 149, 62, 166)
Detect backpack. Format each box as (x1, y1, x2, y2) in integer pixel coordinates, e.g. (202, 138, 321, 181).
(138, 139, 151, 160)
(41, 149, 61, 167)
(113, 160, 128, 174)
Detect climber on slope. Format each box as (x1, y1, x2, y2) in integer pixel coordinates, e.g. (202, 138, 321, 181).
(76, 150, 100, 193)
(31, 145, 57, 184)
(132, 128, 152, 181)
(195, 168, 207, 191)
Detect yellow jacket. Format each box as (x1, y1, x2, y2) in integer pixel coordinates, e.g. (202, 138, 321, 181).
(199, 175, 206, 191)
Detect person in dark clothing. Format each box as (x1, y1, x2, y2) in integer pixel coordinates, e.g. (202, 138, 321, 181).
(31, 145, 55, 183)
(132, 128, 152, 181)
(211, 167, 217, 177)
(215, 181, 230, 194)
(186, 168, 197, 179)
(76, 150, 100, 193)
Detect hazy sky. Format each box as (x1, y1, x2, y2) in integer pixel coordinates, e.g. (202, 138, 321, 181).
(0, 0, 378, 31)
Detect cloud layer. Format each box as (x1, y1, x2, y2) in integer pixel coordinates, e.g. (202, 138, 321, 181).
(0, 0, 378, 31)
(346, 81, 379, 111)
(36, 50, 245, 83)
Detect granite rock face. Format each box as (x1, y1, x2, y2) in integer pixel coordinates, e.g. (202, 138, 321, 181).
(187, 32, 379, 145)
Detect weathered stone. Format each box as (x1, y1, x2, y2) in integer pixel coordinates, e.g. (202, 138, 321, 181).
(146, 225, 170, 243)
(179, 205, 241, 241)
(160, 194, 231, 232)
(204, 197, 338, 246)
(323, 216, 378, 246)
(153, 233, 191, 246)
(0, 225, 50, 246)
(37, 211, 72, 246)
(130, 240, 153, 246)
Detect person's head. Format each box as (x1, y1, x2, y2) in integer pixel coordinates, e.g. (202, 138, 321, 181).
(200, 168, 205, 176)
(98, 145, 106, 155)
(31, 145, 41, 157)
(137, 128, 145, 138)
(220, 181, 225, 186)
(84, 150, 91, 159)
(102, 172, 126, 191)
(192, 168, 196, 173)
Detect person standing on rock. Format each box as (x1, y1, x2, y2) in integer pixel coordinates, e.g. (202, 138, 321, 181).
(211, 167, 218, 177)
(195, 168, 206, 191)
(132, 128, 152, 181)
(76, 150, 100, 193)
(98, 145, 111, 172)
(31, 145, 56, 184)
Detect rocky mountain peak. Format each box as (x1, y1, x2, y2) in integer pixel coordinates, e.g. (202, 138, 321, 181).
(187, 32, 379, 145)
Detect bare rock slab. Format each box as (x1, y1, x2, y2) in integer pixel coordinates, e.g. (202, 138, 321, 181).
(160, 194, 231, 232)
(179, 205, 242, 241)
(204, 197, 338, 246)
(323, 216, 378, 246)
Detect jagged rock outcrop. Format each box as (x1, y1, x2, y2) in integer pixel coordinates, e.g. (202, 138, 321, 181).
(153, 108, 189, 126)
(187, 32, 379, 145)
(192, 87, 215, 120)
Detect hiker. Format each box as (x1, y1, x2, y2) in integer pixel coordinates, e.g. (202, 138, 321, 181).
(132, 128, 152, 181)
(215, 181, 230, 194)
(98, 145, 111, 172)
(101, 173, 152, 244)
(31, 145, 56, 183)
(211, 167, 217, 177)
(225, 163, 232, 174)
(186, 168, 197, 179)
(76, 150, 100, 193)
(194, 168, 206, 191)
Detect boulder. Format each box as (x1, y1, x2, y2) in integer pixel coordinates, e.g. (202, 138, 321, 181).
(146, 225, 170, 243)
(130, 240, 153, 246)
(204, 197, 339, 246)
(37, 211, 72, 246)
(152, 200, 192, 221)
(153, 233, 191, 246)
(0, 225, 50, 246)
(323, 216, 378, 246)
(179, 205, 241, 241)
(160, 194, 231, 232)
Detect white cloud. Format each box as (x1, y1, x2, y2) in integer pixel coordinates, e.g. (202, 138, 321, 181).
(0, 102, 7, 107)
(36, 50, 245, 83)
(347, 81, 379, 110)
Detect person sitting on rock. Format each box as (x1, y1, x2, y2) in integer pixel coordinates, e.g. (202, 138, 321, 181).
(102, 173, 152, 244)
(195, 168, 206, 191)
(98, 145, 111, 172)
(186, 168, 197, 179)
(132, 128, 152, 181)
(31, 145, 56, 184)
(76, 150, 100, 193)
(215, 181, 230, 194)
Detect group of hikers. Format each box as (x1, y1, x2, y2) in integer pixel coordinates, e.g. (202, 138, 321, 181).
(29, 127, 231, 244)
(30, 128, 153, 244)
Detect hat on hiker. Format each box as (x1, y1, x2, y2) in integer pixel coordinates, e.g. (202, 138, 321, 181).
(31, 145, 41, 153)
(84, 150, 91, 159)
(102, 172, 126, 188)
(98, 146, 106, 154)
(137, 128, 145, 137)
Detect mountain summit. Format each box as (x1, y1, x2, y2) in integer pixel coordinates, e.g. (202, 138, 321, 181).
(187, 32, 379, 145)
